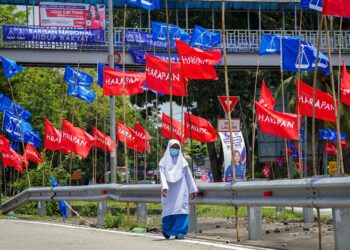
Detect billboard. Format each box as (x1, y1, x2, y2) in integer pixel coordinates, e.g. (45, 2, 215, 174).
(39, 2, 105, 30)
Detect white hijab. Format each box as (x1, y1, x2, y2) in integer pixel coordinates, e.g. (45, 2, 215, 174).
(159, 139, 188, 183)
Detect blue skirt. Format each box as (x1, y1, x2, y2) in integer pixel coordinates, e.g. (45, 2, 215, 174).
(162, 214, 189, 237)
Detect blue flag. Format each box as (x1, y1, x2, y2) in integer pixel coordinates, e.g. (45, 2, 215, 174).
(49, 176, 68, 218)
(64, 66, 93, 87)
(6, 102, 32, 120)
(259, 34, 281, 55)
(190, 25, 222, 48)
(300, 128, 305, 143)
(301, 0, 323, 11)
(97, 63, 122, 87)
(67, 84, 96, 104)
(0, 56, 23, 79)
(319, 129, 346, 141)
(11, 130, 41, 148)
(282, 38, 330, 75)
(124, 0, 160, 10)
(2, 112, 32, 141)
(319, 129, 329, 140)
(10, 143, 19, 152)
(152, 22, 190, 46)
(0, 94, 13, 112)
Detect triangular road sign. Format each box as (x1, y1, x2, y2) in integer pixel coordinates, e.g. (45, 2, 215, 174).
(218, 96, 239, 115)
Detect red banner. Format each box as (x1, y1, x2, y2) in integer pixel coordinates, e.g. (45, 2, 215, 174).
(0, 135, 10, 153)
(103, 66, 146, 96)
(24, 144, 43, 164)
(2, 148, 27, 172)
(176, 39, 221, 80)
(259, 80, 275, 110)
(325, 142, 337, 155)
(296, 80, 336, 122)
(323, 0, 350, 19)
(341, 62, 350, 106)
(44, 118, 62, 151)
(134, 122, 152, 153)
(145, 54, 187, 96)
(116, 120, 142, 152)
(184, 113, 217, 142)
(92, 127, 117, 152)
(255, 101, 299, 140)
(161, 113, 185, 144)
(61, 119, 96, 158)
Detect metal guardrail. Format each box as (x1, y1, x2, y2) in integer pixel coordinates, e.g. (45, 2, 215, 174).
(2, 176, 350, 214)
(1, 25, 349, 53)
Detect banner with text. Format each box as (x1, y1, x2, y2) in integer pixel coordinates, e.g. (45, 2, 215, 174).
(39, 2, 105, 29)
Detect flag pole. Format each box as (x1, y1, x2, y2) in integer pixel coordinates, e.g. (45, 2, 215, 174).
(337, 17, 343, 174)
(323, 16, 344, 173)
(251, 55, 260, 180)
(144, 91, 148, 181)
(311, 15, 324, 176)
(221, 0, 236, 182)
(165, 0, 173, 134)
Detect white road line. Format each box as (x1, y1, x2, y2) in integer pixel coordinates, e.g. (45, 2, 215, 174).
(0, 219, 272, 250)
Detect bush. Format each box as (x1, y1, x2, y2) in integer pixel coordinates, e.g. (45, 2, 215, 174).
(105, 212, 124, 228)
(79, 202, 98, 217)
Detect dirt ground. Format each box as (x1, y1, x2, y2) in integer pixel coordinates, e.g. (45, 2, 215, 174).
(187, 217, 335, 250)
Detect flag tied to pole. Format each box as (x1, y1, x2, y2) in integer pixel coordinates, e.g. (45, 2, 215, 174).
(255, 101, 299, 140)
(0, 94, 31, 120)
(61, 119, 96, 158)
(2, 111, 33, 141)
(258, 80, 275, 110)
(323, 0, 350, 18)
(341, 62, 350, 106)
(0, 135, 10, 153)
(319, 128, 346, 141)
(103, 66, 146, 96)
(2, 148, 27, 172)
(134, 121, 152, 153)
(296, 80, 336, 122)
(116, 120, 144, 153)
(184, 113, 217, 143)
(324, 142, 337, 155)
(282, 38, 330, 75)
(190, 25, 222, 49)
(176, 39, 221, 80)
(64, 66, 93, 87)
(49, 176, 68, 218)
(92, 127, 117, 152)
(301, 0, 323, 11)
(152, 22, 190, 46)
(124, 0, 160, 11)
(161, 113, 185, 144)
(0, 56, 23, 79)
(67, 84, 96, 104)
(24, 143, 43, 164)
(44, 118, 62, 151)
(259, 34, 281, 55)
(145, 54, 187, 96)
(97, 63, 122, 87)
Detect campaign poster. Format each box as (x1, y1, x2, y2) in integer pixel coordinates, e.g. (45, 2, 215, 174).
(219, 132, 246, 182)
(39, 2, 105, 30)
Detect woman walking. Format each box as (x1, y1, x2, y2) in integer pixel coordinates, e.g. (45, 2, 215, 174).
(159, 139, 198, 239)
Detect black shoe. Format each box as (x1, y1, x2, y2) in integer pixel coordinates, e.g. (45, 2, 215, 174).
(175, 235, 184, 240)
(162, 232, 170, 239)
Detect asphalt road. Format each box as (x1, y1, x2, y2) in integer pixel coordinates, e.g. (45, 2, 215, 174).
(0, 220, 270, 250)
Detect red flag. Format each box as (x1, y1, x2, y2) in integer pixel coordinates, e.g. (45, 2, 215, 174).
(116, 120, 142, 152)
(325, 142, 337, 155)
(0, 135, 10, 153)
(161, 113, 185, 144)
(296, 80, 336, 122)
(145, 54, 188, 96)
(341, 62, 350, 106)
(103, 66, 146, 96)
(92, 127, 117, 152)
(44, 118, 62, 151)
(259, 80, 275, 110)
(184, 113, 217, 142)
(134, 122, 152, 153)
(176, 39, 221, 80)
(323, 0, 350, 19)
(255, 101, 299, 140)
(24, 143, 43, 164)
(61, 119, 96, 158)
(2, 148, 27, 172)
